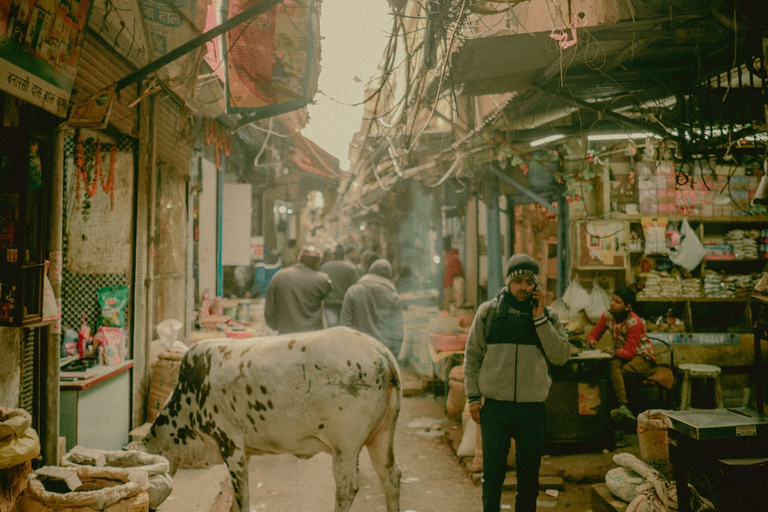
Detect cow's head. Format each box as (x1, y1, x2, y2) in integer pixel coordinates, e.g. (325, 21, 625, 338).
(140, 347, 223, 474)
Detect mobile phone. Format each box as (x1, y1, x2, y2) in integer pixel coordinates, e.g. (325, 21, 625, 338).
(530, 284, 539, 308)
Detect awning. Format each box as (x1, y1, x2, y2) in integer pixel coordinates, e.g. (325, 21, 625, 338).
(451, 14, 739, 99)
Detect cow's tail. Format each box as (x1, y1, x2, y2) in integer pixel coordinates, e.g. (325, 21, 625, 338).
(365, 351, 402, 512)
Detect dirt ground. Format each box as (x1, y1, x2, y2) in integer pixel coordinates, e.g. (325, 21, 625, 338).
(237, 394, 483, 512)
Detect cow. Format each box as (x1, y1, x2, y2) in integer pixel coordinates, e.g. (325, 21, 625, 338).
(141, 326, 402, 512)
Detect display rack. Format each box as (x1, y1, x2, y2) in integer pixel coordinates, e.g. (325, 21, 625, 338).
(0, 127, 50, 326)
(576, 217, 768, 335)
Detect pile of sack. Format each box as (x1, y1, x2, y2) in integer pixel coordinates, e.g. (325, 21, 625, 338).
(12, 444, 173, 512)
(1, 408, 41, 511)
(549, 277, 613, 334)
(605, 453, 714, 512)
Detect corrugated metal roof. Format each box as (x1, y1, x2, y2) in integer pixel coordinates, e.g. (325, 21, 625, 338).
(451, 14, 736, 99)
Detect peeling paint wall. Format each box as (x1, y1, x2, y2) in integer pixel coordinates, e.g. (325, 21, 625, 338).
(0, 328, 22, 408)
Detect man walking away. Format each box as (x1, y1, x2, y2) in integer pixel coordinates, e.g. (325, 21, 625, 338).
(319, 244, 359, 328)
(464, 254, 570, 512)
(340, 258, 404, 358)
(265, 245, 331, 334)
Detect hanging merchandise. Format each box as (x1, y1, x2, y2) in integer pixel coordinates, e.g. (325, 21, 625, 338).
(667, 219, 706, 271)
(562, 277, 591, 312)
(642, 217, 667, 255)
(204, 121, 232, 170)
(28, 143, 42, 190)
(73, 132, 117, 220)
(77, 312, 90, 359)
(97, 285, 129, 328)
(585, 280, 612, 323)
(41, 262, 59, 322)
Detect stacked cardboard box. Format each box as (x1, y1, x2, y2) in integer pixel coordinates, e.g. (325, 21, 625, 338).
(635, 160, 761, 216)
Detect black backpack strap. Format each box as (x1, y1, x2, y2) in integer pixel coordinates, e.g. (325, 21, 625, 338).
(483, 298, 499, 340)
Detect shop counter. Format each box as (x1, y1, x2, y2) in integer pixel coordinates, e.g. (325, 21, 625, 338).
(545, 352, 613, 451)
(59, 360, 133, 452)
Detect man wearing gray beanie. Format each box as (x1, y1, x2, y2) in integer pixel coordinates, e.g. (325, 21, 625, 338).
(464, 253, 570, 512)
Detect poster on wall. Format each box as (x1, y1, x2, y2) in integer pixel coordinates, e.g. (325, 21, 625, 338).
(224, 0, 320, 119)
(0, 0, 94, 117)
(579, 220, 625, 267)
(138, 0, 207, 99)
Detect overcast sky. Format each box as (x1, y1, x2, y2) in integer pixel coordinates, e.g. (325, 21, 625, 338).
(301, 0, 392, 168)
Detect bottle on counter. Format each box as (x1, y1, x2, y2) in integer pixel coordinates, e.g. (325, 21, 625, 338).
(77, 312, 90, 359)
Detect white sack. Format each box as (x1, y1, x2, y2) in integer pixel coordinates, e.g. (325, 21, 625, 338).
(585, 282, 612, 323)
(562, 277, 591, 311)
(667, 219, 706, 271)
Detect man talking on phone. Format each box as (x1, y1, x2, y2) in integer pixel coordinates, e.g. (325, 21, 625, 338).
(464, 254, 571, 512)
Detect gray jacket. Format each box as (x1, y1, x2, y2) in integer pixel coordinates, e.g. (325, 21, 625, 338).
(463, 298, 570, 404)
(320, 259, 359, 308)
(265, 264, 332, 334)
(340, 259, 404, 357)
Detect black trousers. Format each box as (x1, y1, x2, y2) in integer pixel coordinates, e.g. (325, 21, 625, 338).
(480, 399, 546, 512)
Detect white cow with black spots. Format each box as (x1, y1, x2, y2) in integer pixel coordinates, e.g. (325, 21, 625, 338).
(141, 326, 402, 512)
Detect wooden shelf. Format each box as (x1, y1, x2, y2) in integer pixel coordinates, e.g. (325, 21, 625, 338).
(703, 258, 767, 263)
(608, 213, 768, 223)
(638, 297, 752, 303)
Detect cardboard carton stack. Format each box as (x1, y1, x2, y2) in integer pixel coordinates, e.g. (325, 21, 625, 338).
(637, 160, 761, 216)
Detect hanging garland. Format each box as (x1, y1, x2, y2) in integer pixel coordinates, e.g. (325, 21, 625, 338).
(73, 130, 117, 220)
(205, 120, 232, 170)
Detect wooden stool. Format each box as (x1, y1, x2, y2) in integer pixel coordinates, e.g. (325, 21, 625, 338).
(678, 363, 724, 410)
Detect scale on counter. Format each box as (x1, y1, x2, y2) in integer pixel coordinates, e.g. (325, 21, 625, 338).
(59, 356, 99, 381)
(60, 356, 99, 372)
(663, 408, 768, 440)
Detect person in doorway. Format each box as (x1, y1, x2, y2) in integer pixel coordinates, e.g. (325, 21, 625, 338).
(280, 239, 299, 268)
(443, 235, 464, 310)
(464, 254, 570, 512)
(264, 245, 331, 334)
(586, 286, 657, 430)
(340, 258, 404, 358)
(319, 244, 359, 328)
(249, 249, 281, 298)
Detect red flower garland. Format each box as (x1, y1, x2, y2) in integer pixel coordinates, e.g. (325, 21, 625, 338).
(74, 131, 85, 209)
(73, 133, 116, 211)
(205, 120, 232, 170)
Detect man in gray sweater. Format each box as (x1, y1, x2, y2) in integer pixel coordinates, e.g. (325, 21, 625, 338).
(464, 254, 570, 512)
(340, 258, 404, 357)
(265, 245, 332, 334)
(320, 244, 359, 328)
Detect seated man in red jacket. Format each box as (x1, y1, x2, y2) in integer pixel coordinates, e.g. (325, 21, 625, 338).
(586, 286, 656, 425)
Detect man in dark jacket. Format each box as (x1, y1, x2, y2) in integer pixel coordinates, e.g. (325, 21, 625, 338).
(264, 245, 331, 334)
(464, 254, 570, 512)
(340, 258, 404, 357)
(319, 244, 359, 327)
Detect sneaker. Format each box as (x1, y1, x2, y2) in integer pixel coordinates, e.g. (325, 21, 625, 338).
(610, 404, 637, 425)
(613, 430, 628, 448)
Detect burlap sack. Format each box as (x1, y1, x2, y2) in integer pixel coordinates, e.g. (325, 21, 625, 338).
(445, 366, 466, 419)
(0, 459, 31, 512)
(62, 449, 172, 509)
(146, 350, 184, 422)
(16, 466, 149, 512)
